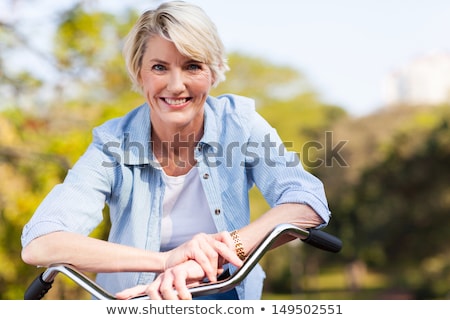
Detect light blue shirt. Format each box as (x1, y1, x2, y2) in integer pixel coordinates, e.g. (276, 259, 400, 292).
(21, 94, 331, 299)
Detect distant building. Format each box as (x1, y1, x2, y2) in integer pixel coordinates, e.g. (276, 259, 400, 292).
(382, 51, 450, 106)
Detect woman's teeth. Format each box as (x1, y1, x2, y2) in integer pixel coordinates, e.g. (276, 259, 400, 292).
(165, 98, 188, 105)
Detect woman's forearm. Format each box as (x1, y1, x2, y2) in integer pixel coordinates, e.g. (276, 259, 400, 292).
(21, 231, 165, 273)
(236, 203, 324, 257)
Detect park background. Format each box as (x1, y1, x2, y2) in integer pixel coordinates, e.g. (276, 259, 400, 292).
(1, 0, 449, 299)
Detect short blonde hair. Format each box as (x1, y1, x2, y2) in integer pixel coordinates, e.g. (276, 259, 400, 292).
(123, 1, 229, 93)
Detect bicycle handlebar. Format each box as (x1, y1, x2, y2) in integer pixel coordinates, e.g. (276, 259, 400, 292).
(24, 224, 342, 300)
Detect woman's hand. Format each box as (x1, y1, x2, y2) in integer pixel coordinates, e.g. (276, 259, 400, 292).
(116, 260, 206, 300)
(163, 231, 241, 282)
(115, 232, 242, 300)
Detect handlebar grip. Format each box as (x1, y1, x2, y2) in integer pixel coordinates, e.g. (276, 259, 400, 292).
(24, 273, 53, 300)
(301, 229, 342, 253)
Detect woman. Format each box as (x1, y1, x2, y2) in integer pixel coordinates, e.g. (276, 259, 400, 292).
(21, 1, 331, 300)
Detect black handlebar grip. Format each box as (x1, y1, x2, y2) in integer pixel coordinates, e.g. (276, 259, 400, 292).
(24, 273, 54, 300)
(301, 229, 342, 253)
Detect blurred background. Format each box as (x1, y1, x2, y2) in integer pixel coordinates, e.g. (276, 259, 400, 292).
(1, 0, 449, 299)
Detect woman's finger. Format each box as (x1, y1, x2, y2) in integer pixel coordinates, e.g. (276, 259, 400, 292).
(173, 262, 204, 300)
(188, 235, 219, 281)
(146, 277, 163, 300)
(213, 238, 243, 267)
(159, 270, 180, 300)
(115, 284, 148, 300)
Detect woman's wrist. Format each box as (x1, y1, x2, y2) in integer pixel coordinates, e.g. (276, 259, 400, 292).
(158, 250, 170, 271)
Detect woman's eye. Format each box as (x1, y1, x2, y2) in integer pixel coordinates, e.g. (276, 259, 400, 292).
(152, 64, 166, 72)
(187, 63, 202, 71)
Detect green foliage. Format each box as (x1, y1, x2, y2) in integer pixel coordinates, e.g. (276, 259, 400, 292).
(351, 117, 450, 297)
(54, 5, 116, 69)
(320, 105, 450, 298)
(212, 53, 310, 107)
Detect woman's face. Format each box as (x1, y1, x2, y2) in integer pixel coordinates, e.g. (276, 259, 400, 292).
(139, 35, 214, 133)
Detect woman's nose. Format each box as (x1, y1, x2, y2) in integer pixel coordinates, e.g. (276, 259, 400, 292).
(166, 69, 186, 94)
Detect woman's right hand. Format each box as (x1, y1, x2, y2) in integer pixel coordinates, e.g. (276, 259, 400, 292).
(163, 231, 242, 283)
(116, 260, 205, 300)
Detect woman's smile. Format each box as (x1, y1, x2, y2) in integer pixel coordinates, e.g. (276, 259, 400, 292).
(161, 97, 192, 108)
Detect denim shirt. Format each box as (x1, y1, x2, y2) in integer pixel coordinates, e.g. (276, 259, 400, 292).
(21, 94, 331, 299)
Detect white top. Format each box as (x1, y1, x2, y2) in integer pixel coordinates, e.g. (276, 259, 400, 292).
(159, 167, 217, 252)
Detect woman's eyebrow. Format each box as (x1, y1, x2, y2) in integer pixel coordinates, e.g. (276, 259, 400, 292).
(148, 58, 168, 64)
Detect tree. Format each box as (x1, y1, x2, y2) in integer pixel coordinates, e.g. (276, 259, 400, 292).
(318, 105, 450, 298)
(352, 117, 450, 298)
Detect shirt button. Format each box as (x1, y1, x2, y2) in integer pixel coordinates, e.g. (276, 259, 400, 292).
(203, 173, 210, 179)
(215, 209, 221, 215)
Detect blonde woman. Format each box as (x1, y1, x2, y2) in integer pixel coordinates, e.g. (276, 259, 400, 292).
(21, 1, 330, 300)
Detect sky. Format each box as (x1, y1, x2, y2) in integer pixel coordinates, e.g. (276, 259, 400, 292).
(2, 0, 450, 116)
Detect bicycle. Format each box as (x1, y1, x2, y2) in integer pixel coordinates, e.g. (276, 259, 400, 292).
(24, 223, 342, 300)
